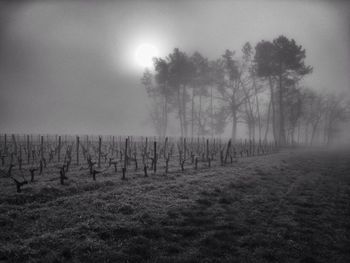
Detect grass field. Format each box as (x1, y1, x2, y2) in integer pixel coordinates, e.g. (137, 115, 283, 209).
(0, 147, 349, 262)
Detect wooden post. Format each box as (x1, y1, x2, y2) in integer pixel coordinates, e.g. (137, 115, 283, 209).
(19, 145, 22, 170)
(213, 138, 216, 155)
(27, 135, 30, 164)
(98, 136, 102, 168)
(206, 139, 209, 160)
(164, 137, 168, 156)
(112, 136, 115, 157)
(224, 139, 231, 164)
(124, 138, 128, 169)
(249, 140, 252, 156)
(122, 138, 128, 179)
(76, 136, 79, 165)
(153, 140, 157, 173)
(197, 137, 200, 155)
(40, 136, 44, 161)
(4, 134, 7, 154)
(253, 139, 256, 156)
(183, 138, 186, 160)
(58, 136, 61, 162)
(145, 137, 148, 153)
(11, 134, 17, 155)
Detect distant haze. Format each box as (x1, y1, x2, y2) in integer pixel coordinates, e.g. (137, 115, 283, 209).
(0, 0, 349, 136)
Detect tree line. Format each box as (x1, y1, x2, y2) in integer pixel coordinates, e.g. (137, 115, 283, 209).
(141, 35, 349, 145)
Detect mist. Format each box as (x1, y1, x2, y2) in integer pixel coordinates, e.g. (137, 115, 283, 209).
(0, 0, 349, 139)
(2, 2, 350, 262)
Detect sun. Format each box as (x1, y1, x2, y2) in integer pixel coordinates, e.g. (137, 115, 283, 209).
(134, 43, 159, 68)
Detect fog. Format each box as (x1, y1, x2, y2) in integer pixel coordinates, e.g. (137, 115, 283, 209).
(0, 0, 349, 137)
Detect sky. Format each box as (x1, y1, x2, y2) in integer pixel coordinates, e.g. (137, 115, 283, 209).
(0, 0, 349, 136)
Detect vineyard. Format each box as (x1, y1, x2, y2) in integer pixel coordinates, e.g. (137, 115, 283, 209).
(1, 134, 349, 262)
(1, 0, 350, 261)
(0, 134, 278, 193)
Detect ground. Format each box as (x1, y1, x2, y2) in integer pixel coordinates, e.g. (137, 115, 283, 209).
(0, 147, 349, 262)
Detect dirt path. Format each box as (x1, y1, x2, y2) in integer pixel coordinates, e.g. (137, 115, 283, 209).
(0, 148, 349, 262)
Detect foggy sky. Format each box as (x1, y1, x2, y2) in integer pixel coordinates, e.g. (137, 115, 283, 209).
(0, 0, 349, 136)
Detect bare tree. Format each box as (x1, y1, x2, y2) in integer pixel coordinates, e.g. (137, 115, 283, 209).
(241, 42, 265, 141)
(141, 69, 165, 136)
(190, 52, 211, 137)
(323, 94, 349, 145)
(213, 50, 247, 142)
(167, 48, 194, 137)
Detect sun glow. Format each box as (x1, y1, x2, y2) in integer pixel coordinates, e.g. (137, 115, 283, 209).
(134, 43, 159, 68)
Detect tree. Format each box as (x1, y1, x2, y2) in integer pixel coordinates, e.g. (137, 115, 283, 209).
(300, 88, 324, 145)
(190, 52, 211, 137)
(284, 82, 303, 144)
(153, 57, 173, 136)
(241, 42, 265, 141)
(141, 69, 164, 136)
(323, 94, 349, 145)
(255, 40, 279, 142)
(141, 37, 326, 143)
(167, 48, 194, 137)
(255, 36, 312, 145)
(273, 36, 312, 144)
(214, 50, 247, 142)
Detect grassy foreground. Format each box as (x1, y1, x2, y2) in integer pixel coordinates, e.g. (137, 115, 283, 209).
(0, 147, 349, 262)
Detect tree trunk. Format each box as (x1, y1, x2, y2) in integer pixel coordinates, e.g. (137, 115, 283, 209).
(278, 70, 286, 145)
(290, 127, 295, 145)
(198, 93, 202, 136)
(177, 87, 183, 137)
(231, 111, 237, 143)
(264, 99, 272, 142)
(268, 77, 277, 143)
(191, 87, 195, 138)
(304, 124, 309, 144)
(164, 95, 168, 136)
(254, 79, 262, 141)
(182, 85, 188, 137)
(310, 119, 320, 146)
(210, 87, 214, 138)
(245, 103, 252, 140)
(297, 120, 301, 144)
